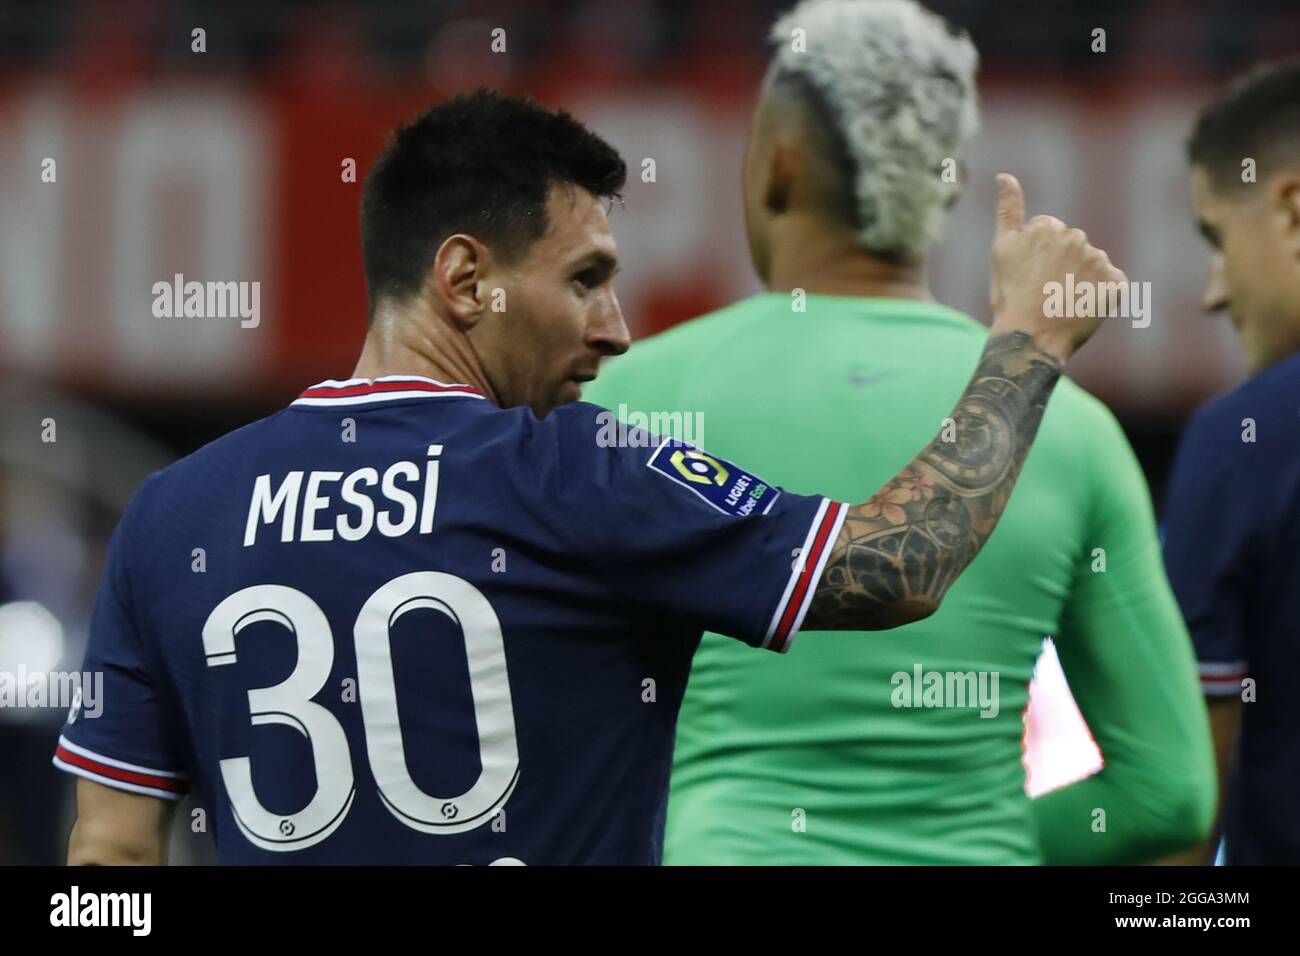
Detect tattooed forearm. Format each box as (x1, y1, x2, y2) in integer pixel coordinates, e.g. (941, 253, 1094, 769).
(803, 331, 1063, 631)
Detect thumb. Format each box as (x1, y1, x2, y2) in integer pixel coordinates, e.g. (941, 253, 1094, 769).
(995, 173, 1025, 238)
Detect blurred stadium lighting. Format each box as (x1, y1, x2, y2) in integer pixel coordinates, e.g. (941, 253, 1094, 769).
(0, 601, 65, 725)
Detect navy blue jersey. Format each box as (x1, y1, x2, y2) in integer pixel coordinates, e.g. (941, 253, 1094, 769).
(52, 376, 847, 864)
(1163, 351, 1300, 864)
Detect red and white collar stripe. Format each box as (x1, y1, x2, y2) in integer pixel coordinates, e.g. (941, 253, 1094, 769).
(292, 375, 486, 407)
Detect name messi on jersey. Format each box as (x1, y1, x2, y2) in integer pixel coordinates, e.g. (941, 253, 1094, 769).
(244, 445, 442, 546)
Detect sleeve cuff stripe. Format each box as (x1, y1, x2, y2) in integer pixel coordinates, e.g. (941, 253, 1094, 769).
(1200, 661, 1247, 695)
(782, 501, 849, 650)
(765, 498, 830, 645)
(56, 734, 189, 779)
(54, 742, 190, 794)
(767, 499, 846, 653)
(1198, 662, 1248, 676)
(52, 757, 188, 802)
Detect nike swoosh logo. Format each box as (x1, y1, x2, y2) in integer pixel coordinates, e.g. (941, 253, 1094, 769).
(849, 371, 897, 387)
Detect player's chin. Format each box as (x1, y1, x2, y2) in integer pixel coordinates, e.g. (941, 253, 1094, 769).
(560, 377, 589, 405)
(535, 379, 581, 416)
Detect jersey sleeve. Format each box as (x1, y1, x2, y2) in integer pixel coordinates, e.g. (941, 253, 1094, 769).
(1028, 400, 1215, 864)
(51, 493, 192, 801)
(1161, 403, 1251, 696)
(537, 403, 848, 652)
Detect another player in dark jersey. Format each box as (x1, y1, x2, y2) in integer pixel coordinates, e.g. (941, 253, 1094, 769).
(55, 89, 1122, 864)
(1163, 58, 1300, 865)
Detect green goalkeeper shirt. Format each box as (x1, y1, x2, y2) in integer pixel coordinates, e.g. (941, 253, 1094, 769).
(583, 293, 1214, 865)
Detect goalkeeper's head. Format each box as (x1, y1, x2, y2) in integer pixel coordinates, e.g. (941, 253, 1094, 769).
(743, 0, 979, 284)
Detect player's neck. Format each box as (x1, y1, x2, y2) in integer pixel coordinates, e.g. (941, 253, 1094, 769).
(764, 231, 933, 301)
(351, 304, 500, 403)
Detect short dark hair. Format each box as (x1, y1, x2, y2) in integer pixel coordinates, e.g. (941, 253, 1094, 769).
(360, 88, 627, 316)
(1189, 57, 1300, 195)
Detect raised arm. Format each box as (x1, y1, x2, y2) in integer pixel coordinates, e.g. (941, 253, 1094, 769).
(805, 174, 1126, 631)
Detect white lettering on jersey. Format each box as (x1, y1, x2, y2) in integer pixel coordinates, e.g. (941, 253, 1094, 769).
(244, 445, 443, 546)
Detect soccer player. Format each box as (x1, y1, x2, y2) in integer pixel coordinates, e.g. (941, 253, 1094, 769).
(55, 89, 1116, 865)
(1162, 58, 1300, 865)
(584, 0, 1214, 865)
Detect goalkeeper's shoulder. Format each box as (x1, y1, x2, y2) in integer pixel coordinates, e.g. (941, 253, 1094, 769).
(1042, 374, 1125, 438)
(1025, 374, 1157, 543)
(1038, 375, 1141, 470)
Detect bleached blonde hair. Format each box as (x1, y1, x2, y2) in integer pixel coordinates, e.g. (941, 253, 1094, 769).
(769, 0, 980, 259)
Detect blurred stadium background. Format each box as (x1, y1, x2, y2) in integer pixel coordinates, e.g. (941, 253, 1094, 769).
(1, 0, 1297, 864)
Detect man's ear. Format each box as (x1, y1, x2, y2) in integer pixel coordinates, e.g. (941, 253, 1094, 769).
(429, 234, 489, 329)
(763, 139, 799, 215)
(1273, 175, 1300, 257)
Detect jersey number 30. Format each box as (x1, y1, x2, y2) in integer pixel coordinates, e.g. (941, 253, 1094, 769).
(201, 572, 520, 852)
